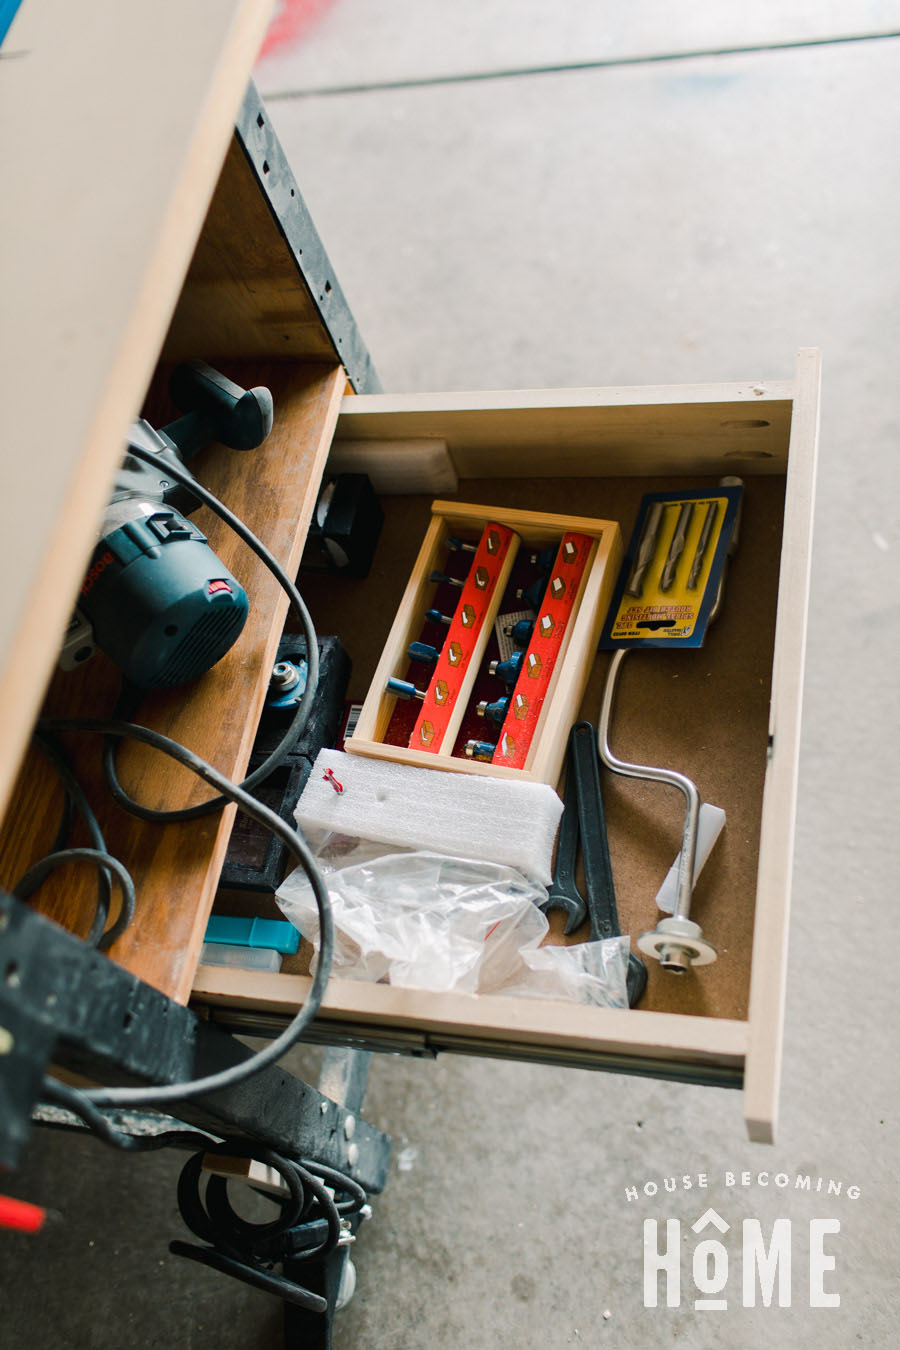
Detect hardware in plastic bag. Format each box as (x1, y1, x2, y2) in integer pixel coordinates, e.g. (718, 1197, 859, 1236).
(276, 844, 628, 1006)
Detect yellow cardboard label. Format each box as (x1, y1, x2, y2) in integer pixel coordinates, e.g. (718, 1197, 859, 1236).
(609, 494, 731, 642)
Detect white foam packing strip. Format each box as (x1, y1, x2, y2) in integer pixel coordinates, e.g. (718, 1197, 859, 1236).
(295, 749, 564, 886)
(654, 802, 726, 914)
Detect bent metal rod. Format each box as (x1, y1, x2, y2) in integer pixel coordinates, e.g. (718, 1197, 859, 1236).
(596, 647, 715, 974)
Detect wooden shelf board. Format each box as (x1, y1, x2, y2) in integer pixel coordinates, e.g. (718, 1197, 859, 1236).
(0, 361, 343, 1003)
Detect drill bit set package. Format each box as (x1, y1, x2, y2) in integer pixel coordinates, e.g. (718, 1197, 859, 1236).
(601, 481, 744, 648)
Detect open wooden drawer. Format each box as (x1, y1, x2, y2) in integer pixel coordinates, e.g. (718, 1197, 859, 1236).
(193, 349, 820, 1144)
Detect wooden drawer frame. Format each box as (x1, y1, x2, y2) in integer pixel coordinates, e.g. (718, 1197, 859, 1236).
(194, 350, 820, 1144)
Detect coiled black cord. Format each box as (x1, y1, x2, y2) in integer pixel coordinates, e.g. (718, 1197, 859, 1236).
(14, 849, 135, 945)
(42, 1077, 364, 1314)
(17, 731, 135, 949)
(177, 1142, 341, 1262)
(37, 716, 334, 1109)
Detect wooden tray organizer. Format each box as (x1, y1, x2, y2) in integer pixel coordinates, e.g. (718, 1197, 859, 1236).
(345, 500, 622, 785)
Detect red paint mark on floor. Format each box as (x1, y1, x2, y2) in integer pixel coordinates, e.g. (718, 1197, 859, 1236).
(260, 0, 341, 59)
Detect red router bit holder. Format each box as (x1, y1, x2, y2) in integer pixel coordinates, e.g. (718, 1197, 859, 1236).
(489, 531, 593, 770)
(346, 501, 622, 786)
(410, 521, 518, 754)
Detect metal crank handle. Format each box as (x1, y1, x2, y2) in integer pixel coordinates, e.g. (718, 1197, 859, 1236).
(597, 648, 714, 973)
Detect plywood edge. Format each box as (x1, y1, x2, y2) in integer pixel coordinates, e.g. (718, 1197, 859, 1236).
(527, 525, 622, 781)
(0, 0, 276, 822)
(328, 439, 458, 493)
(192, 967, 749, 1067)
(430, 500, 616, 538)
(333, 389, 794, 479)
(743, 347, 821, 1144)
(167, 361, 347, 1003)
(344, 737, 538, 780)
(335, 381, 797, 423)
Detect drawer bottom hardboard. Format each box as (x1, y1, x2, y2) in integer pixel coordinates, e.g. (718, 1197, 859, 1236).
(279, 473, 785, 1026)
(196, 469, 787, 1139)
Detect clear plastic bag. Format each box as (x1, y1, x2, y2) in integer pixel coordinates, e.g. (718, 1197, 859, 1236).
(277, 840, 629, 1008)
(497, 935, 630, 1008)
(277, 849, 547, 993)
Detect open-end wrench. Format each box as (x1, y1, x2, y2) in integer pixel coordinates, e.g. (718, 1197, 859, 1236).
(569, 721, 648, 1007)
(540, 722, 647, 1005)
(538, 747, 587, 934)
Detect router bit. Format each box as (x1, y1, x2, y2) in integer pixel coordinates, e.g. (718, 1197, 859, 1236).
(625, 500, 664, 597)
(407, 641, 440, 664)
(429, 569, 465, 590)
(386, 676, 427, 702)
(488, 651, 524, 685)
(686, 501, 718, 590)
(464, 739, 496, 762)
(660, 503, 694, 592)
(516, 576, 548, 610)
(505, 619, 534, 647)
(475, 697, 509, 726)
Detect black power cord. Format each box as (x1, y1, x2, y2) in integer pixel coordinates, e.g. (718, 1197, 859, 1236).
(37, 716, 334, 1110)
(21, 429, 365, 1317)
(40, 1078, 365, 1219)
(41, 1077, 364, 1315)
(21, 446, 321, 946)
(24, 438, 337, 1108)
(14, 849, 135, 943)
(40, 1077, 218, 1154)
(17, 731, 135, 949)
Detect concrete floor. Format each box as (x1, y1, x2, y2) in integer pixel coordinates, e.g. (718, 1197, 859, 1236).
(3, 3, 899, 1346)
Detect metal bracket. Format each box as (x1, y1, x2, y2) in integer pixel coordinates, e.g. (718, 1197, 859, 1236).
(235, 83, 382, 396)
(0, 892, 390, 1190)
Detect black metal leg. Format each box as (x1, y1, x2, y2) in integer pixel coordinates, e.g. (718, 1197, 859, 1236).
(0, 892, 389, 1191)
(283, 1048, 377, 1349)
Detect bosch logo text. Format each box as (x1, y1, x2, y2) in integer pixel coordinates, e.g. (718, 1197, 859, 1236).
(81, 550, 115, 597)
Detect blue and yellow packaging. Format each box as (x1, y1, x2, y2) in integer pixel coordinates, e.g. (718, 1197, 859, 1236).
(600, 482, 744, 648)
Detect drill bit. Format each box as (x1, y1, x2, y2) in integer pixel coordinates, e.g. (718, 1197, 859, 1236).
(660, 503, 694, 592)
(686, 501, 719, 590)
(625, 501, 664, 597)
